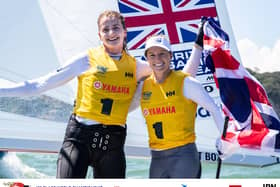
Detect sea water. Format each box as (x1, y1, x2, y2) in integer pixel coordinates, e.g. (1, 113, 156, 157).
(0, 152, 279, 178)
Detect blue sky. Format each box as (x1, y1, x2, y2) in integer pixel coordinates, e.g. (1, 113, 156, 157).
(225, 0, 280, 72)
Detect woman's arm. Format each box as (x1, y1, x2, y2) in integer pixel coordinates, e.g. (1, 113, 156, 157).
(128, 81, 144, 112)
(183, 76, 224, 134)
(136, 59, 152, 82)
(0, 52, 90, 97)
(182, 19, 205, 77)
(181, 45, 202, 77)
(128, 59, 151, 112)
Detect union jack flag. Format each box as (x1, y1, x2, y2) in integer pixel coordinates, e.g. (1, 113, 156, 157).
(118, 0, 218, 50)
(203, 18, 280, 159)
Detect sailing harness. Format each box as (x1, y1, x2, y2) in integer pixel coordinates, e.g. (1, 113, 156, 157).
(57, 114, 127, 178)
(64, 114, 126, 152)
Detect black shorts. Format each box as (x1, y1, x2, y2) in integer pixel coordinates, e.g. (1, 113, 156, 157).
(56, 114, 127, 178)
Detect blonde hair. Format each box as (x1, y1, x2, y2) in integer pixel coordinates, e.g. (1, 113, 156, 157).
(97, 10, 127, 51)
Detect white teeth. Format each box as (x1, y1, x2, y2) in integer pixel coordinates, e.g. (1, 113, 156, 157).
(109, 37, 118, 41)
(154, 63, 164, 67)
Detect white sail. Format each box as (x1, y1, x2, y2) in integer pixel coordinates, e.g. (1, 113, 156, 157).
(0, 1, 74, 104)
(0, 0, 278, 167)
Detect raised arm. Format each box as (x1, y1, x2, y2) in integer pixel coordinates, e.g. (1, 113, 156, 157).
(181, 45, 202, 77)
(0, 52, 90, 97)
(182, 18, 206, 77)
(183, 76, 224, 134)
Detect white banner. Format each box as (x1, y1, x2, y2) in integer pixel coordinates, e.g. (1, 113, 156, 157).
(1, 179, 279, 187)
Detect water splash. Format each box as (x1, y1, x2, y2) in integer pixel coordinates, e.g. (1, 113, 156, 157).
(0, 152, 47, 178)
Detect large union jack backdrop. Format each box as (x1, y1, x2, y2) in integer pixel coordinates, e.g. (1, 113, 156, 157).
(118, 0, 218, 50)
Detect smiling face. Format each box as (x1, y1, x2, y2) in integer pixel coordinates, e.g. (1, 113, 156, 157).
(98, 12, 127, 55)
(146, 46, 172, 82)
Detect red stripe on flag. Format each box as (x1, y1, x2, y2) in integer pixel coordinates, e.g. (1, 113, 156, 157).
(244, 77, 272, 105)
(224, 132, 237, 142)
(130, 28, 161, 50)
(121, 0, 149, 11)
(204, 35, 224, 48)
(178, 0, 191, 8)
(211, 48, 240, 70)
(237, 100, 269, 147)
(250, 100, 268, 130)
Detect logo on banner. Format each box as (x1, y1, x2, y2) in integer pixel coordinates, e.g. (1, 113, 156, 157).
(3, 182, 30, 187)
(263, 184, 276, 187)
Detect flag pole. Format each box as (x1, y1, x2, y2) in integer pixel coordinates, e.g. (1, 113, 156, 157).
(216, 116, 229, 179)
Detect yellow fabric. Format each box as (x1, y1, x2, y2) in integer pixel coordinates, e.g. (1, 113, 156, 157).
(74, 46, 136, 125)
(141, 71, 197, 150)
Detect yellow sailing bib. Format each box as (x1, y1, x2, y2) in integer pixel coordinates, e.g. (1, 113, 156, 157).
(74, 46, 136, 125)
(141, 71, 197, 150)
